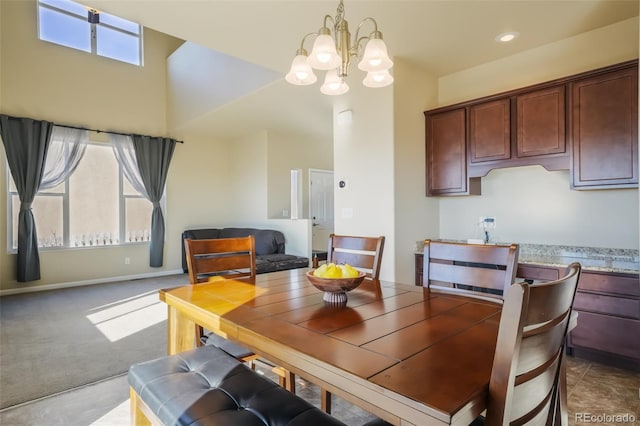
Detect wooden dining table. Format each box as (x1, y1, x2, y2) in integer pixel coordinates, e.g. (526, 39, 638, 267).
(159, 268, 502, 426)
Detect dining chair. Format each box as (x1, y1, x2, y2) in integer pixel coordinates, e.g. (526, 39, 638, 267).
(483, 262, 581, 426)
(327, 234, 385, 279)
(320, 233, 386, 413)
(184, 236, 260, 367)
(422, 239, 519, 300)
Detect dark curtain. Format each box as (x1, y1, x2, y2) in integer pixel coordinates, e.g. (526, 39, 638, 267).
(131, 135, 176, 267)
(0, 115, 53, 282)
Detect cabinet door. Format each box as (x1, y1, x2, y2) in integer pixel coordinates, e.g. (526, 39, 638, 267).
(426, 109, 479, 195)
(571, 65, 638, 188)
(468, 98, 511, 163)
(516, 85, 566, 157)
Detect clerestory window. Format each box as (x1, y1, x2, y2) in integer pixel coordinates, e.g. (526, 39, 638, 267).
(37, 0, 143, 66)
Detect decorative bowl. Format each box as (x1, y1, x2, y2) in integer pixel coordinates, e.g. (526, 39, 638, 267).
(306, 270, 366, 305)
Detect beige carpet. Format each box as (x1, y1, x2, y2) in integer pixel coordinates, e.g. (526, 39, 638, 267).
(0, 274, 186, 409)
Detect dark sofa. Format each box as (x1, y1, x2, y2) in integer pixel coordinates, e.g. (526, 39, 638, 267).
(182, 227, 309, 274)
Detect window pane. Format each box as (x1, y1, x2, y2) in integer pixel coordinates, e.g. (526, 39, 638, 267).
(125, 197, 152, 243)
(39, 6, 90, 52)
(99, 12, 140, 35)
(8, 172, 17, 193)
(39, 0, 86, 17)
(97, 26, 140, 65)
(12, 194, 63, 249)
(123, 177, 141, 196)
(69, 144, 118, 246)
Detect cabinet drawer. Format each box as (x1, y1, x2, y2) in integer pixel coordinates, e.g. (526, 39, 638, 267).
(573, 292, 640, 319)
(516, 264, 560, 281)
(569, 311, 640, 360)
(579, 271, 640, 297)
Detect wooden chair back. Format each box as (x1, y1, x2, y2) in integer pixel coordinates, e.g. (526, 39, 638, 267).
(327, 234, 385, 279)
(422, 239, 519, 299)
(486, 262, 581, 426)
(184, 236, 256, 284)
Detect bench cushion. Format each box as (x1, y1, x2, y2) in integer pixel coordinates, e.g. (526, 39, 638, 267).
(128, 345, 347, 426)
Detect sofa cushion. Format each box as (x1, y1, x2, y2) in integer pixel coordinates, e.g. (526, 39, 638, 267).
(218, 228, 285, 255)
(259, 254, 299, 262)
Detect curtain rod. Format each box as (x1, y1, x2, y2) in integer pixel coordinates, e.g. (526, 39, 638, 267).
(54, 123, 184, 144)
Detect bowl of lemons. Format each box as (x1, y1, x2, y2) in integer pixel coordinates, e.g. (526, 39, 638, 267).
(306, 263, 366, 305)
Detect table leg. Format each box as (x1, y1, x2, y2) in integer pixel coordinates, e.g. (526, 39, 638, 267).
(166, 305, 197, 354)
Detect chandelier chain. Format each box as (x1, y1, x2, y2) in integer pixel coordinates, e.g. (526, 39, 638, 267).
(335, 0, 345, 28)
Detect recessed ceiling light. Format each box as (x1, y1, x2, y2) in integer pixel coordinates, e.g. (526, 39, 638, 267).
(496, 32, 519, 43)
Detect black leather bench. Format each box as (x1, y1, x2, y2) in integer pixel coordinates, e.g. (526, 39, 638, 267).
(129, 345, 388, 426)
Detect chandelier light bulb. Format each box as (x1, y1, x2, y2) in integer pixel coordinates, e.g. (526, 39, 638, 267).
(321, 69, 349, 95)
(285, 54, 317, 85)
(308, 33, 341, 70)
(357, 38, 393, 72)
(362, 69, 394, 88)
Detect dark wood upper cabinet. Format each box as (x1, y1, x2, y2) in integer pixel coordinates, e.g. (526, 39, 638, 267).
(425, 108, 480, 196)
(469, 98, 511, 163)
(516, 85, 566, 158)
(570, 65, 638, 189)
(467, 84, 569, 177)
(424, 60, 638, 196)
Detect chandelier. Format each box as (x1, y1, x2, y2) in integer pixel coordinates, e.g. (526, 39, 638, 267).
(285, 0, 394, 96)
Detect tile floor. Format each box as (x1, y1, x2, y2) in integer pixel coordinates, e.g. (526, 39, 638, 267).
(0, 356, 638, 426)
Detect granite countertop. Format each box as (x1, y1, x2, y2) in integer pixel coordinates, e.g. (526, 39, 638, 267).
(416, 241, 640, 274)
(517, 244, 639, 274)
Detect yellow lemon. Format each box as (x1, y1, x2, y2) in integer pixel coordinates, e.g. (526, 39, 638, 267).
(340, 264, 360, 278)
(313, 264, 329, 277)
(323, 263, 342, 278)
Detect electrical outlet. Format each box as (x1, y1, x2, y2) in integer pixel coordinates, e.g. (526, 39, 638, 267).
(479, 217, 496, 229)
(124, 257, 130, 265)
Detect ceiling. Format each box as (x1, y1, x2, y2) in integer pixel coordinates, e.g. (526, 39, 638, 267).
(86, 0, 639, 141)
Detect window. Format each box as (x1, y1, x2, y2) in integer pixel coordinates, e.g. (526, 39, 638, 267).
(7, 135, 156, 251)
(37, 0, 143, 66)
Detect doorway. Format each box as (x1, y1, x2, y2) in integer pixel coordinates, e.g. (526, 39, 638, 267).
(309, 169, 334, 252)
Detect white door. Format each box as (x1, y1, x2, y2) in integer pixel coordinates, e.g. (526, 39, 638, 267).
(309, 169, 334, 251)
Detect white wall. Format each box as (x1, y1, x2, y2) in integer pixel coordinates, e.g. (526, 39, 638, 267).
(166, 41, 280, 131)
(266, 131, 333, 220)
(332, 79, 396, 281)
(220, 131, 312, 258)
(438, 17, 639, 250)
(392, 59, 440, 284)
(0, 0, 184, 291)
(441, 166, 638, 248)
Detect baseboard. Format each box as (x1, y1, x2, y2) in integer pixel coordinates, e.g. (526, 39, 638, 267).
(0, 269, 184, 297)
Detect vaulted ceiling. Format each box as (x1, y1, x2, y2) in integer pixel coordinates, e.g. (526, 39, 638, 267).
(87, 1, 639, 141)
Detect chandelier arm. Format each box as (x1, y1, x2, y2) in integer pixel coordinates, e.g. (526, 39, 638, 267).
(352, 35, 371, 56)
(354, 17, 379, 40)
(352, 17, 381, 56)
(298, 32, 319, 52)
(322, 14, 336, 32)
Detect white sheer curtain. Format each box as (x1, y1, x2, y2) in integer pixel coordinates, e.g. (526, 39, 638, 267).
(39, 126, 87, 190)
(109, 133, 148, 198)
